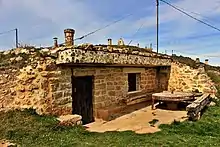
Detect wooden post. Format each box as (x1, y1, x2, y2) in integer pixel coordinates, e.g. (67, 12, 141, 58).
(15, 28, 18, 48)
(156, 0, 159, 53)
(152, 97, 155, 110)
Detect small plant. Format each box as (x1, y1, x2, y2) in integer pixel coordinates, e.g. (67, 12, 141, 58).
(149, 119, 159, 127)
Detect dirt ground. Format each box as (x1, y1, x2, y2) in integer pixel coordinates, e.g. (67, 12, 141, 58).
(85, 106, 187, 134)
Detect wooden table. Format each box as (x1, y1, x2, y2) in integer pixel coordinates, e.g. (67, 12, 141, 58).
(152, 91, 194, 110)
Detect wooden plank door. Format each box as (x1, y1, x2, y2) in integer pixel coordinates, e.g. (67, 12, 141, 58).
(72, 76, 94, 124)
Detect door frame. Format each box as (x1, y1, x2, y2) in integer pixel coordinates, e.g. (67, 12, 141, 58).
(71, 74, 94, 124)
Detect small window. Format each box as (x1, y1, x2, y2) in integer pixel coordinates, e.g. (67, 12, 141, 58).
(128, 73, 140, 92)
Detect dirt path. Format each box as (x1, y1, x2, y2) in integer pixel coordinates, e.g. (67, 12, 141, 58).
(85, 106, 187, 134)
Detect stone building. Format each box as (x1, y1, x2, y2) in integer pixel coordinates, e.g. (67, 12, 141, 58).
(54, 29, 172, 123)
(0, 28, 172, 124)
(0, 28, 216, 124)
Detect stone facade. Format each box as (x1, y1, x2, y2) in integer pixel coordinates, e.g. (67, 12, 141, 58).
(71, 67, 160, 118)
(0, 48, 72, 115)
(168, 62, 217, 95)
(0, 46, 170, 118)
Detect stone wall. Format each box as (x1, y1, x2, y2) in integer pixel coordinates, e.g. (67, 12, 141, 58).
(56, 46, 172, 66)
(168, 62, 217, 95)
(71, 67, 159, 117)
(1, 60, 73, 115)
(0, 66, 18, 109)
(140, 68, 158, 92)
(0, 47, 169, 117)
(0, 48, 73, 115)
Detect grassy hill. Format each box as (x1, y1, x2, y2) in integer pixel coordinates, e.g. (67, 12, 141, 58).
(172, 55, 220, 71)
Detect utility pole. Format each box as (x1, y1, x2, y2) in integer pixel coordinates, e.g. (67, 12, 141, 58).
(15, 28, 18, 48)
(156, 0, 159, 53)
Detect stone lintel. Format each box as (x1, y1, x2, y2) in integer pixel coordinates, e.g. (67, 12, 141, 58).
(56, 48, 172, 66)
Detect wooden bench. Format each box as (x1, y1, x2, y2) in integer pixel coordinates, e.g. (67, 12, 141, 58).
(126, 91, 153, 105)
(186, 93, 211, 121)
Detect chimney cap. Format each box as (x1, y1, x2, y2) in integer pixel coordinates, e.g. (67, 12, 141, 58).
(64, 29, 75, 33)
(205, 59, 209, 61)
(53, 37, 58, 39)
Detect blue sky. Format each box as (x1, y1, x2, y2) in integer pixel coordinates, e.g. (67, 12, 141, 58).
(0, 0, 220, 66)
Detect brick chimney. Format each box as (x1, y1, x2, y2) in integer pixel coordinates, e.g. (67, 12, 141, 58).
(205, 59, 209, 65)
(53, 37, 58, 48)
(64, 29, 75, 46)
(108, 39, 112, 45)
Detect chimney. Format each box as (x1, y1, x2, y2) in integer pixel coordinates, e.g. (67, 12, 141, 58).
(64, 29, 75, 46)
(195, 58, 200, 64)
(205, 59, 209, 65)
(108, 39, 112, 45)
(118, 38, 125, 46)
(53, 37, 58, 48)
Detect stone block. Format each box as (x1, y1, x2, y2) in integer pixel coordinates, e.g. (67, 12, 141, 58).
(100, 69, 110, 74)
(57, 114, 82, 126)
(49, 78, 60, 83)
(50, 83, 59, 92)
(95, 83, 106, 90)
(52, 91, 63, 99)
(108, 91, 116, 96)
(94, 90, 101, 96)
(95, 80, 101, 84)
(60, 83, 71, 91)
(101, 90, 106, 95)
(64, 90, 72, 97)
(95, 75, 105, 80)
(107, 86, 115, 90)
(107, 82, 113, 85)
(57, 97, 71, 105)
(115, 86, 121, 90)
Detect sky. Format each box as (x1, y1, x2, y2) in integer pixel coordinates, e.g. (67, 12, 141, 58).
(0, 0, 220, 66)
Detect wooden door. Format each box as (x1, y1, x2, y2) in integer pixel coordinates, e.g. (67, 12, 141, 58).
(72, 76, 94, 124)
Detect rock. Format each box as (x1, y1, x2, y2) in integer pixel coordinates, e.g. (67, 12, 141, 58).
(0, 80, 5, 84)
(10, 58, 15, 62)
(20, 48, 29, 54)
(208, 101, 216, 106)
(0, 140, 17, 147)
(57, 114, 82, 126)
(14, 48, 22, 55)
(41, 48, 50, 52)
(15, 56, 23, 62)
(3, 51, 10, 55)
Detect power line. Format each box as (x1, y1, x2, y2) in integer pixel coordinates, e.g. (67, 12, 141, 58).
(160, 0, 220, 32)
(73, 13, 134, 41)
(127, 22, 145, 45)
(0, 29, 16, 36)
(72, 7, 152, 42)
(171, 4, 217, 23)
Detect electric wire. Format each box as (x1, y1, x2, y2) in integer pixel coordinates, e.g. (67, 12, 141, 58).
(160, 0, 220, 32)
(127, 22, 145, 45)
(0, 29, 16, 36)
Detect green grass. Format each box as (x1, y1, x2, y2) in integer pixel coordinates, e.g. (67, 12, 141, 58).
(1, 106, 220, 147)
